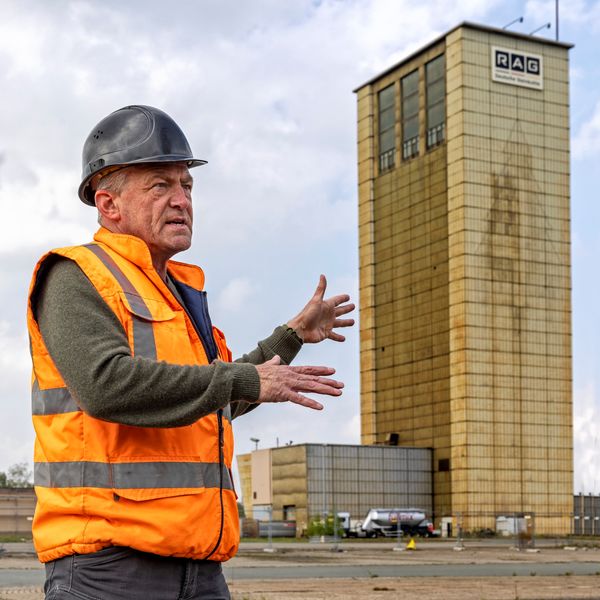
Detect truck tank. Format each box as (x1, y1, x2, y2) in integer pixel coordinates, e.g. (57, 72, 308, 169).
(361, 508, 429, 537)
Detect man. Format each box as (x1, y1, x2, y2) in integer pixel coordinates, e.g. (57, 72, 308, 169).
(27, 105, 354, 599)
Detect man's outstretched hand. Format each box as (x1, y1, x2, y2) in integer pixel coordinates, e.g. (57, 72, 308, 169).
(286, 274, 355, 344)
(254, 355, 344, 410)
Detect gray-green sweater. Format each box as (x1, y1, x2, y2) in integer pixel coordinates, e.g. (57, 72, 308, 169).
(32, 257, 302, 427)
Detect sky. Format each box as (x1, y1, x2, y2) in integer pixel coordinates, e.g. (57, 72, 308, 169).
(0, 0, 599, 496)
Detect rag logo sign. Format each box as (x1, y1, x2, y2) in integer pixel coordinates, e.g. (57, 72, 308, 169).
(491, 47, 543, 90)
(496, 51, 540, 75)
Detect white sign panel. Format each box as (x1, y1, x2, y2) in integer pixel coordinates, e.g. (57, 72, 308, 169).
(491, 46, 543, 90)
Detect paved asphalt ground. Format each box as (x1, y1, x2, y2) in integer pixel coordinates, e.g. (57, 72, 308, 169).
(1, 539, 600, 599)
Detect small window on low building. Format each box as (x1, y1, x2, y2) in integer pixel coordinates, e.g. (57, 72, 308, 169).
(378, 84, 396, 172)
(283, 505, 296, 520)
(426, 54, 445, 148)
(401, 70, 419, 160)
(438, 458, 450, 472)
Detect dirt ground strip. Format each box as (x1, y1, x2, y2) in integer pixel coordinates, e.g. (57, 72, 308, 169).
(230, 544, 600, 567)
(2, 542, 600, 599)
(2, 577, 600, 600)
(229, 576, 600, 600)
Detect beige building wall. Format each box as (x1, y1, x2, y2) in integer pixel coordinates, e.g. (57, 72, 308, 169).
(237, 446, 312, 536)
(356, 22, 573, 534)
(236, 453, 252, 518)
(0, 488, 36, 535)
(357, 36, 454, 521)
(250, 449, 273, 508)
(271, 445, 309, 533)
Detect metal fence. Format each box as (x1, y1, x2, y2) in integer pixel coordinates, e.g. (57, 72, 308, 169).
(2, 489, 599, 539)
(573, 494, 600, 536)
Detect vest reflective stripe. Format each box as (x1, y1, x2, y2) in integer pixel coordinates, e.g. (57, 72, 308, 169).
(83, 244, 157, 360)
(31, 380, 79, 415)
(34, 461, 233, 490)
(32, 381, 232, 422)
(83, 244, 152, 317)
(131, 317, 157, 359)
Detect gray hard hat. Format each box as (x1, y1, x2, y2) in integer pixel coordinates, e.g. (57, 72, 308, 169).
(78, 105, 206, 205)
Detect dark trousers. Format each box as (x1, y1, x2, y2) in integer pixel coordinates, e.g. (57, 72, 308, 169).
(44, 546, 230, 600)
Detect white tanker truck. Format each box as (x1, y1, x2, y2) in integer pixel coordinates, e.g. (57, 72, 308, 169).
(339, 508, 435, 538)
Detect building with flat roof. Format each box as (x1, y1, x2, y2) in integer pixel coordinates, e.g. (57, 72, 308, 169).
(237, 443, 432, 536)
(355, 22, 573, 534)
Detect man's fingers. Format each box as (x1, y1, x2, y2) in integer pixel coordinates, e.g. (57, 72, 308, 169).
(295, 378, 343, 396)
(255, 361, 344, 408)
(312, 274, 327, 301)
(333, 318, 355, 328)
(335, 302, 355, 316)
(328, 332, 346, 342)
(310, 376, 344, 388)
(289, 394, 324, 411)
(265, 354, 282, 365)
(330, 293, 351, 307)
(290, 365, 336, 377)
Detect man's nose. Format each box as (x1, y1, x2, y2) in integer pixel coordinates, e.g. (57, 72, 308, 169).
(170, 184, 192, 208)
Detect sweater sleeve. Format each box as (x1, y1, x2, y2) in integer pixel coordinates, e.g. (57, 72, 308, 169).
(231, 325, 303, 420)
(33, 258, 301, 428)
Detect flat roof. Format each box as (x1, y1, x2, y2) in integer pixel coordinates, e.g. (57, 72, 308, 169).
(354, 20, 573, 92)
(256, 443, 432, 451)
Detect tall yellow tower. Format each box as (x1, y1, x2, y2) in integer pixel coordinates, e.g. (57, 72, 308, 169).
(355, 22, 573, 533)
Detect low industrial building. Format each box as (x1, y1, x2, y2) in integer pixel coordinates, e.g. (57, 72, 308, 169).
(0, 488, 35, 536)
(237, 443, 433, 536)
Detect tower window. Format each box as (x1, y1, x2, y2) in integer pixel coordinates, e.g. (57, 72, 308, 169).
(401, 70, 419, 159)
(426, 54, 445, 148)
(378, 84, 396, 172)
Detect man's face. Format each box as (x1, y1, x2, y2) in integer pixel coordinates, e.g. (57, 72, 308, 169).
(112, 163, 194, 267)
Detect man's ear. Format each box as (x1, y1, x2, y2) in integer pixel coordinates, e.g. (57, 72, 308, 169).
(95, 190, 121, 224)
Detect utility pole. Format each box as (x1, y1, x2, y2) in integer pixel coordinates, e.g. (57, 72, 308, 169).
(556, 0, 559, 41)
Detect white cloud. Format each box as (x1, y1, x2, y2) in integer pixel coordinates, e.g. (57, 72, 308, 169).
(0, 321, 29, 372)
(217, 277, 258, 313)
(344, 412, 362, 440)
(0, 166, 93, 253)
(0, 320, 34, 473)
(572, 100, 600, 160)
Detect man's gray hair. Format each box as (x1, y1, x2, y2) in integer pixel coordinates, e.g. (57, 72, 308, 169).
(95, 168, 130, 224)
(96, 168, 130, 196)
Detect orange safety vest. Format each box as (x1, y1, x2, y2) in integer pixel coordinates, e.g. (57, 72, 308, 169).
(27, 227, 239, 563)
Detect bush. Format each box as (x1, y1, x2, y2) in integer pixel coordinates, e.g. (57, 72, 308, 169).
(306, 514, 343, 537)
(0, 462, 33, 488)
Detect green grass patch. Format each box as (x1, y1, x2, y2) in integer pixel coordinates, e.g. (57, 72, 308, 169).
(0, 534, 33, 543)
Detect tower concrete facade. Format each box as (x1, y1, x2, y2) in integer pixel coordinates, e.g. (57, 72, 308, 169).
(355, 22, 573, 534)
